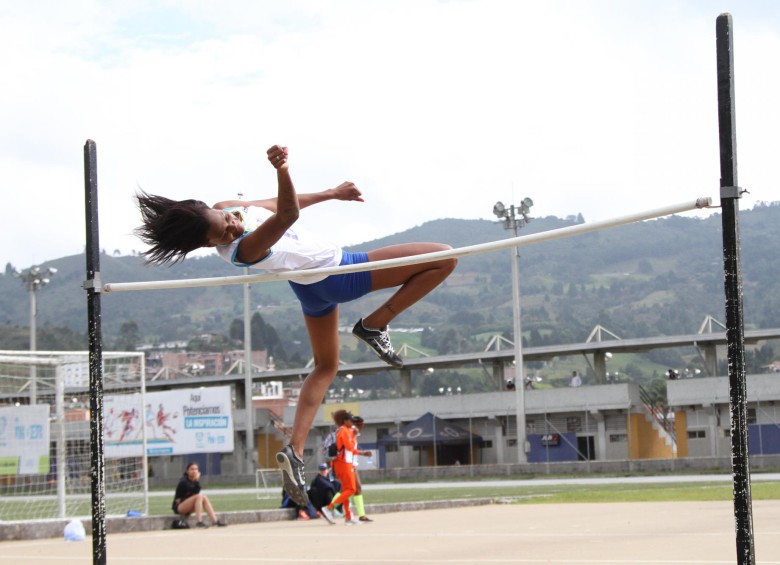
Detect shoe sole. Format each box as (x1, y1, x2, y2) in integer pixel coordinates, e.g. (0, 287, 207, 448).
(276, 451, 309, 506)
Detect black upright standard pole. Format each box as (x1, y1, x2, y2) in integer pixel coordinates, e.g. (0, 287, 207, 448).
(716, 14, 755, 565)
(83, 140, 107, 565)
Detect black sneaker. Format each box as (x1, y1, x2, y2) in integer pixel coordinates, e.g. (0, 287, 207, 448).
(276, 445, 309, 506)
(195, 521, 209, 529)
(352, 319, 403, 368)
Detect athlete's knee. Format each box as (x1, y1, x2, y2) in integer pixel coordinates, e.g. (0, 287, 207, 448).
(442, 256, 457, 274)
(311, 354, 340, 374)
(436, 245, 457, 275)
(422, 244, 456, 275)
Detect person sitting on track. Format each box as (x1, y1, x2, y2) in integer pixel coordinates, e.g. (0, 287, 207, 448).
(135, 145, 456, 506)
(308, 462, 342, 524)
(280, 488, 320, 521)
(172, 462, 227, 528)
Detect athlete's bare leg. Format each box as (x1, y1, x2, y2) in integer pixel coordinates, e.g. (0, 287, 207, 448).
(362, 243, 456, 329)
(289, 243, 455, 456)
(288, 308, 340, 458)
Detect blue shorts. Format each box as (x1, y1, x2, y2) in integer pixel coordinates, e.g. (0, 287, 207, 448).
(288, 252, 372, 317)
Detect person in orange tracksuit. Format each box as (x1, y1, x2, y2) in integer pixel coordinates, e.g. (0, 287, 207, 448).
(321, 410, 369, 525)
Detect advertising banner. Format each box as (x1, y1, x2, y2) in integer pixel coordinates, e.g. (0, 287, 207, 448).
(104, 386, 234, 458)
(0, 405, 50, 475)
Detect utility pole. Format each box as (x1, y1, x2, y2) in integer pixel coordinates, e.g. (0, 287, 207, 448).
(15, 265, 58, 404)
(492, 198, 533, 463)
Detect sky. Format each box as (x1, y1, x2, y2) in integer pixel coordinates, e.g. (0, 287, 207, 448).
(1, 0, 779, 270)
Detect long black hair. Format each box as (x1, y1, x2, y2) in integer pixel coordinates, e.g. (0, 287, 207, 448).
(134, 191, 212, 265)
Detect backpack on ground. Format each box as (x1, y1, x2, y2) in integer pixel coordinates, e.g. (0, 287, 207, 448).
(171, 518, 190, 529)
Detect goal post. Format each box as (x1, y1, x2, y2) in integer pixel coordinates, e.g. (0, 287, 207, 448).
(255, 468, 282, 500)
(0, 350, 148, 521)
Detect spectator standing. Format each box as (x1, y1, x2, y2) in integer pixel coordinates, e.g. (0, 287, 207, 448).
(321, 410, 370, 525)
(351, 416, 373, 522)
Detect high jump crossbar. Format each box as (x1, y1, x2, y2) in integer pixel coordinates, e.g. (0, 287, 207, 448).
(0, 351, 139, 365)
(102, 196, 712, 294)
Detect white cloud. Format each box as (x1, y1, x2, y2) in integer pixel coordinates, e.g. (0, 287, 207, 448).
(1, 1, 777, 270)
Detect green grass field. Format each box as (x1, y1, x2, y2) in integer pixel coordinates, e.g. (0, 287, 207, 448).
(2, 479, 777, 521)
(144, 480, 780, 515)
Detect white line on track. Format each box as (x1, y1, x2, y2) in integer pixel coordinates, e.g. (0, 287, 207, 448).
(2, 557, 778, 564)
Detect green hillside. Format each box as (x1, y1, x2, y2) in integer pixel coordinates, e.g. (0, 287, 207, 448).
(1, 202, 779, 386)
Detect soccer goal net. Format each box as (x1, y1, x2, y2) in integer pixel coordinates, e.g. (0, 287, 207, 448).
(0, 350, 148, 521)
(255, 468, 282, 500)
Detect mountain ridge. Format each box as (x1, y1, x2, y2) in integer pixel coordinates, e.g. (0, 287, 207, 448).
(1, 202, 778, 359)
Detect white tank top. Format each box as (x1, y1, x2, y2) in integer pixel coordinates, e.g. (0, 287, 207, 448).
(215, 205, 342, 285)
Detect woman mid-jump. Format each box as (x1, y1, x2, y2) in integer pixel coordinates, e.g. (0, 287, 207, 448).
(135, 145, 456, 504)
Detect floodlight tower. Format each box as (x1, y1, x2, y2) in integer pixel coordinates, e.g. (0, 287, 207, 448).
(15, 265, 58, 404)
(238, 191, 257, 474)
(492, 198, 533, 464)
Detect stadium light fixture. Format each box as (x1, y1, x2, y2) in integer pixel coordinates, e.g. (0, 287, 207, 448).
(15, 265, 58, 404)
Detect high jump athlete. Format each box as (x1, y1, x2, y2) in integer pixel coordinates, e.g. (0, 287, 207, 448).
(134, 145, 456, 504)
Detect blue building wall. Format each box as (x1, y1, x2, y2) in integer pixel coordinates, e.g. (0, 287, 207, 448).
(748, 424, 780, 455)
(527, 432, 579, 463)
